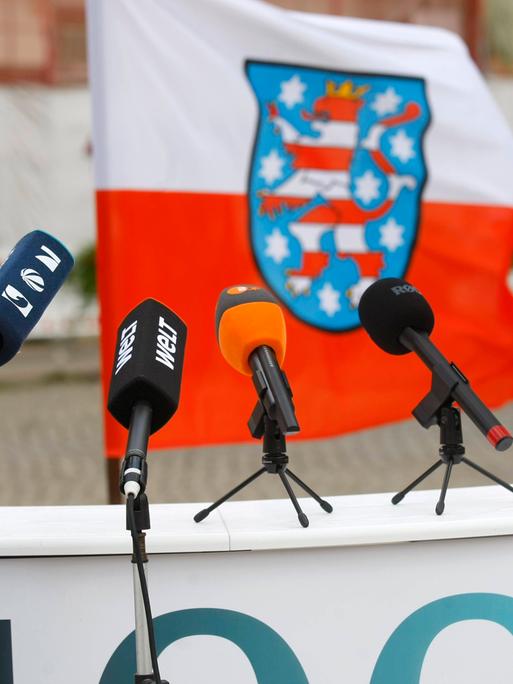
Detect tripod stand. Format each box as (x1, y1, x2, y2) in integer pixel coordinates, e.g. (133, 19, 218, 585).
(194, 406, 333, 528)
(392, 402, 513, 516)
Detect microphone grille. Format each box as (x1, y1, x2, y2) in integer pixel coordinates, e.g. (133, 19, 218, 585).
(358, 278, 434, 355)
(215, 285, 286, 375)
(215, 286, 278, 338)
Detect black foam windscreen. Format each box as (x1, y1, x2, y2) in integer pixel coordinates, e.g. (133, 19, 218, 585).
(358, 278, 435, 355)
(0, 230, 74, 366)
(107, 299, 187, 433)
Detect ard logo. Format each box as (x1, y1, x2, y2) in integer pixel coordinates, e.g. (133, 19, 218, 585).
(246, 61, 431, 331)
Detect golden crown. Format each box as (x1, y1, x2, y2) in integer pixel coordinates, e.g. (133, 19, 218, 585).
(325, 80, 369, 100)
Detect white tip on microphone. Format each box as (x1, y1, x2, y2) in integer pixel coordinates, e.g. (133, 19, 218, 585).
(124, 481, 141, 498)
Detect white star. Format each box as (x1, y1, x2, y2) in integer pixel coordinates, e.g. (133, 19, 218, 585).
(347, 277, 375, 308)
(259, 149, 285, 185)
(389, 129, 415, 163)
(278, 75, 306, 109)
(379, 217, 405, 252)
(371, 87, 401, 116)
(264, 228, 290, 264)
(354, 170, 381, 204)
(318, 282, 341, 317)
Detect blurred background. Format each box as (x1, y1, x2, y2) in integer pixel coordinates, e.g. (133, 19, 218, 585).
(1, 0, 513, 506)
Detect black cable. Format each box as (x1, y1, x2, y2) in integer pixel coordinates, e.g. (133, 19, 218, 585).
(127, 493, 163, 684)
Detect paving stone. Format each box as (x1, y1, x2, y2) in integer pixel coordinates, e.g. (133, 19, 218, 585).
(1, 340, 512, 507)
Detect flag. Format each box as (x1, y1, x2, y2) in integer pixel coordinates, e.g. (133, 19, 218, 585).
(87, 0, 513, 456)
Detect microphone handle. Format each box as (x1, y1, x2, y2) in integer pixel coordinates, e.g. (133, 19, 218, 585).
(400, 328, 512, 451)
(121, 401, 152, 497)
(249, 345, 299, 435)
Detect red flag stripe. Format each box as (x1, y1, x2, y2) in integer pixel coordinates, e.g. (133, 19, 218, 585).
(96, 190, 513, 455)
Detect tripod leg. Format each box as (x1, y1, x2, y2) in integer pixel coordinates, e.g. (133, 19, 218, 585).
(194, 467, 266, 522)
(286, 468, 333, 513)
(460, 457, 513, 494)
(391, 460, 444, 505)
(278, 471, 309, 528)
(436, 460, 454, 516)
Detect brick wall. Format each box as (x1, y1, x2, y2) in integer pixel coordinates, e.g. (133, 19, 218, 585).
(0, 0, 483, 84)
(0, 0, 86, 84)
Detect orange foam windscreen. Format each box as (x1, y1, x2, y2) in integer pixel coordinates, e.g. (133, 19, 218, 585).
(215, 285, 286, 375)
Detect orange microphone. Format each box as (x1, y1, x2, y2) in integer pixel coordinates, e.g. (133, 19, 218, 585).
(194, 284, 333, 528)
(215, 285, 299, 435)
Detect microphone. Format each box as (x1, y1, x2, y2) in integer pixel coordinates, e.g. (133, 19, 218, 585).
(194, 284, 330, 527)
(358, 277, 512, 451)
(0, 230, 74, 365)
(107, 298, 187, 497)
(215, 285, 299, 434)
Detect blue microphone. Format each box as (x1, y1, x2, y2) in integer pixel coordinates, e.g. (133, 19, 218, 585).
(0, 230, 74, 365)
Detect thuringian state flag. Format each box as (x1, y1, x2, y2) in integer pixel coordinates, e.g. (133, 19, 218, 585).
(87, 0, 513, 456)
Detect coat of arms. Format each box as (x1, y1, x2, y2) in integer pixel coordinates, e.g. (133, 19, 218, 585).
(246, 61, 430, 331)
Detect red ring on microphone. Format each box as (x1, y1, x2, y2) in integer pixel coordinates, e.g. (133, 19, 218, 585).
(487, 425, 513, 451)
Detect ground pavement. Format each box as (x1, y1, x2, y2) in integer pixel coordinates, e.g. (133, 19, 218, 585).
(0, 338, 512, 507)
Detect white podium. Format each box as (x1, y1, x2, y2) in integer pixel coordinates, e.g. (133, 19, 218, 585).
(1, 485, 513, 683)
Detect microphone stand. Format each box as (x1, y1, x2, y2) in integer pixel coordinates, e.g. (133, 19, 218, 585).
(122, 403, 169, 684)
(194, 368, 333, 528)
(391, 363, 513, 515)
(127, 493, 157, 683)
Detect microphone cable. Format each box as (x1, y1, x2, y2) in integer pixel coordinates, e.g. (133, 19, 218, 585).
(126, 493, 163, 684)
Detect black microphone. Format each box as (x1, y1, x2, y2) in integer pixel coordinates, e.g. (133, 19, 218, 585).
(358, 277, 512, 451)
(0, 230, 74, 365)
(215, 285, 299, 434)
(107, 299, 187, 497)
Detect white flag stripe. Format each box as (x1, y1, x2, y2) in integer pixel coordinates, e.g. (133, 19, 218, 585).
(87, 0, 513, 206)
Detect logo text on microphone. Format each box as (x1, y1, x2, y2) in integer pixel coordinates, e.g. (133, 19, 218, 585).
(1, 286, 33, 318)
(115, 320, 137, 375)
(391, 284, 418, 296)
(155, 316, 178, 370)
(1, 242, 63, 317)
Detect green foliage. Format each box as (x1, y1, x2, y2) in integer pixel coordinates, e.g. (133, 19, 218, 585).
(487, 0, 513, 66)
(69, 243, 97, 303)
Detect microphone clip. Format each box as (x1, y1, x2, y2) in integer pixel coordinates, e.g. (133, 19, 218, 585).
(125, 491, 151, 534)
(411, 363, 459, 429)
(248, 346, 299, 435)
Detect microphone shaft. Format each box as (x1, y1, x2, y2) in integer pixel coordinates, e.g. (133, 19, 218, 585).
(121, 402, 152, 497)
(249, 346, 299, 434)
(127, 402, 152, 456)
(400, 327, 512, 451)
